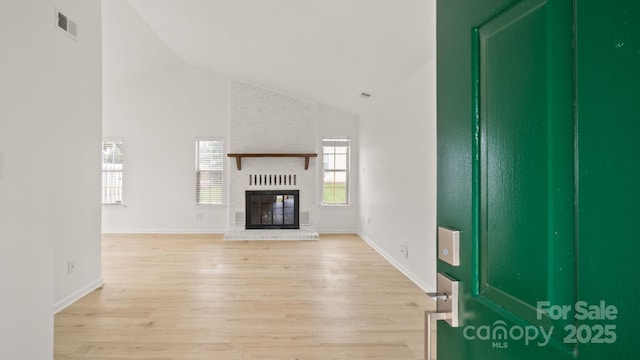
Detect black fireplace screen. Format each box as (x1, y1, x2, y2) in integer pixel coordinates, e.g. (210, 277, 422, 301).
(245, 190, 299, 229)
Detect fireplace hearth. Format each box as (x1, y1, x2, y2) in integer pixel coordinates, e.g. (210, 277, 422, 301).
(245, 190, 299, 229)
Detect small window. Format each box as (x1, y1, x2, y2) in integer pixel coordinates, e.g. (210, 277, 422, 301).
(102, 140, 123, 204)
(196, 139, 224, 205)
(322, 138, 350, 205)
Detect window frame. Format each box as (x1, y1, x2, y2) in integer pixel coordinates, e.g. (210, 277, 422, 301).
(322, 137, 351, 206)
(102, 138, 124, 205)
(195, 138, 224, 206)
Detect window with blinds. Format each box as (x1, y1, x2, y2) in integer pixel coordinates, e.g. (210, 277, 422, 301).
(322, 138, 350, 205)
(196, 139, 224, 205)
(102, 139, 123, 204)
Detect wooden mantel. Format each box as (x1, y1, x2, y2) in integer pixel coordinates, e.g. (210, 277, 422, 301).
(227, 153, 318, 170)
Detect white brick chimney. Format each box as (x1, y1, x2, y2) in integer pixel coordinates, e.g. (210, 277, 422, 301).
(225, 81, 319, 240)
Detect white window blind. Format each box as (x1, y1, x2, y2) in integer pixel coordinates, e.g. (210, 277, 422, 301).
(196, 139, 224, 205)
(102, 140, 123, 204)
(322, 138, 350, 205)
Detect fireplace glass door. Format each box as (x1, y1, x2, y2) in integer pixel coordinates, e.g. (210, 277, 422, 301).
(245, 190, 299, 229)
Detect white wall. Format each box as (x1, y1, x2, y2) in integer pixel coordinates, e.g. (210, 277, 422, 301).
(358, 59, 437, 292)
(102, 0, 229, 233)
(52, 0, 104, 313)
(102, 64, 230, 233)
(0, 0, 102, 358)
(317, 105, 359, 233)
(0, 2, 55, 356)
(102, 0, 181, 89)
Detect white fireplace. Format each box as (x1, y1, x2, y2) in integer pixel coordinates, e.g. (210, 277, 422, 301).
(224, 81, 319, 240)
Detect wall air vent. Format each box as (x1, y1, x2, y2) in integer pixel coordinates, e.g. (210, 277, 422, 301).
(56, 10, 77, 40)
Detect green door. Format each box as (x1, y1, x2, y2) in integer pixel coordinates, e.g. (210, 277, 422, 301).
(574, 1, 640, 359)
(436, 0, 639, 359)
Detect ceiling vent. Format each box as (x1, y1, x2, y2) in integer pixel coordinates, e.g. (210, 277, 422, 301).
(56, 10, 77, 40)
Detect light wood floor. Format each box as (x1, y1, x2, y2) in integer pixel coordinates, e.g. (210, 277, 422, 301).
(55, 234, 435, 359)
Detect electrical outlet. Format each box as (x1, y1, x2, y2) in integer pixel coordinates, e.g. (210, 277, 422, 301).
(196, 212, 204, 222)
(67, 260, 76, 274)
(400, 239, 409, 258)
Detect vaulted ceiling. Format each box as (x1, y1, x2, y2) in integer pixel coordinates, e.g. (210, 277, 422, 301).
(123, 0, 435, 114)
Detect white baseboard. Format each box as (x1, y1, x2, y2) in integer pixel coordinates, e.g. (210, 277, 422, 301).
(317, 228, 358, 234)
(54, 277, 104, 314)
(102, 229, 359, 235)
(101, 228, 226, 234)
(358, 232, 434, 293)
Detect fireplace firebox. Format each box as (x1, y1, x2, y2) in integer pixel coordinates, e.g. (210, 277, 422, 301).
(245, 190, 299, 229)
